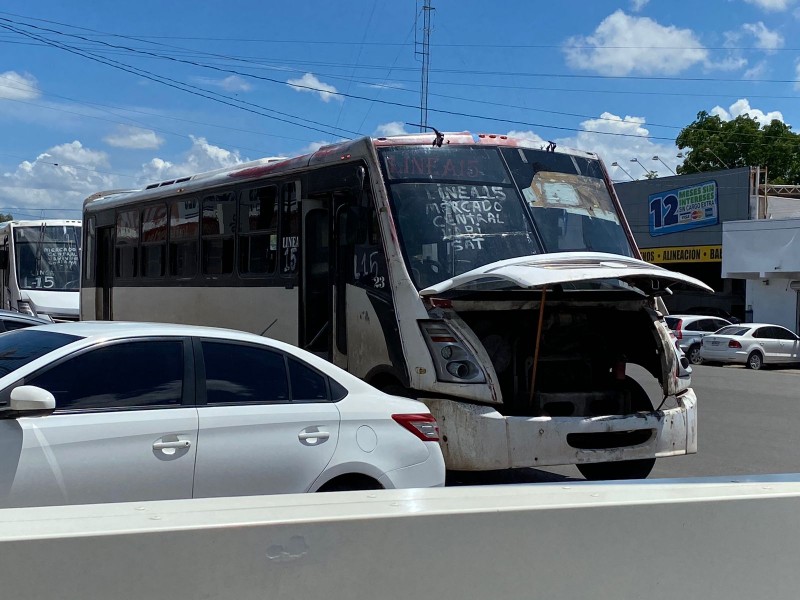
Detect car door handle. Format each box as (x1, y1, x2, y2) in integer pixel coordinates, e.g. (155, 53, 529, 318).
(298, 431, 330, 441)
(153, 440, 192, 450)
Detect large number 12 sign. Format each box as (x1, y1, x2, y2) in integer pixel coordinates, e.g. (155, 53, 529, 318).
(648, 181, 718, 236)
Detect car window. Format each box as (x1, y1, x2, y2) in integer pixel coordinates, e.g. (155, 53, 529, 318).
(0, 330, 80, 379)
(288, 358, 328, 401)
(684, 320, 702, 332)
(773, 327, 797, 340)
(1, 319, 36, 332)
(201, 341, 289, 404)
(664, 317, 680, 330)
(753, 327, 773, 339)
(698, 319, 718, 332)
(717, 326, 749, 336)
(26, 340, 184, 410)
(709, 319, 729, 332)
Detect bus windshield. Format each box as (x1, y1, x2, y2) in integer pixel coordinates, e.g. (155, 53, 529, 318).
(14, 225, 81, 291)
(379, 145, 633, 289)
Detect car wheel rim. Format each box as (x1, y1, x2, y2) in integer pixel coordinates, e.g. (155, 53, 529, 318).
(689, 347, 702, 364)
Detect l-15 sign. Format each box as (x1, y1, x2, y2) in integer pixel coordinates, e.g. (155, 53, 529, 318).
(648, 181, 718, 236)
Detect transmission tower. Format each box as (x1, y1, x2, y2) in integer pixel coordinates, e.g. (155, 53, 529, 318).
(416, 0, 434, 132)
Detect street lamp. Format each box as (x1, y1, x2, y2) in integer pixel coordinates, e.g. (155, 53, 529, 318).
(630, 158, 650, 175)
(677, 152, 699, 172)
(652, 155, 676, 175)
(611, 161, 635, 181)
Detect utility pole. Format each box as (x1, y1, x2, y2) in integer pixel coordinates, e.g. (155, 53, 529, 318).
(416, 0, 433, 132)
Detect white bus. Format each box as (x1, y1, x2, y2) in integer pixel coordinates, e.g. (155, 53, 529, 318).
(0, 219, 82, 321)
(81, 132, 710, 479)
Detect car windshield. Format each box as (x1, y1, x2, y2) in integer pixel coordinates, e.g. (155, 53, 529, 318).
(716, 326, 750, 336)
(379, 145, 633, 289)
(14, 225, 81, 291)
(0, 329, 80, 378)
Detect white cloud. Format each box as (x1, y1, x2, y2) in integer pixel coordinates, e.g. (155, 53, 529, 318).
(744, 0, 796, 11)
(710, 99, 784, 125)
(506, 130, 547, 147)
(137, 136, 246, 183)
(563, 10, 709, 75)
(286, 73, 341, 103)
(743, 60, 768, 79)
(630, 0, 650, 11)
(0, 141, 115, 215)
(0, 71, 41, 101)
(374, 122, 408, 137)
(104, 126, 164, 150)
(506, 113, 681, 181)
(197, 75, 253, 93)
(795, 60, 800, 90)
(742, 22, 784, 51)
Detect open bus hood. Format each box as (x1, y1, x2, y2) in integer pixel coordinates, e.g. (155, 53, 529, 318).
(418, 252, 714, 297)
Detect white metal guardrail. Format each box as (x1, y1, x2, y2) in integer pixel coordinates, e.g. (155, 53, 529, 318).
(2, 475, 800, 599)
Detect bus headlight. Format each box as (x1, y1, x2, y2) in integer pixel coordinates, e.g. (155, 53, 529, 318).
(420, 321, 486, 384)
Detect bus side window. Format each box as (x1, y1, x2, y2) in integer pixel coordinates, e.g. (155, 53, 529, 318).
(201, 193, 235, 276)
(141, 204, 167, 278)
(169, 200, 199, 279)
(239, 186, 278, 276)
(281, 182, 300, 276)
(115, 210, 139, 279)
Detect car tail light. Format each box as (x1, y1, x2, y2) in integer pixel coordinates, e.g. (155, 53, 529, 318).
(728, 340, 742, 348)
(392, 413, 440, 442)
(674, 319, 683, 340)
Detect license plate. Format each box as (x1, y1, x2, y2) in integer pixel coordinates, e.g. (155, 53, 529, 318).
(711, 341, 720, 346)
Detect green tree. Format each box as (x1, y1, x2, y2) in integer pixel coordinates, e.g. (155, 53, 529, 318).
(675, 111, 800, 183)
(0, 213, 12, 222)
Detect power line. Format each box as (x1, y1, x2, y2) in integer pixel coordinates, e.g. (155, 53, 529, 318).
(0, 18, 361, 140)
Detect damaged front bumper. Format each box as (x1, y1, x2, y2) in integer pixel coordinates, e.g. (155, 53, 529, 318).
(424, 388, 697, 471)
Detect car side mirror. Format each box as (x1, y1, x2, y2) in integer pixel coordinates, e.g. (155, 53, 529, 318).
(8, 385, 56, 417)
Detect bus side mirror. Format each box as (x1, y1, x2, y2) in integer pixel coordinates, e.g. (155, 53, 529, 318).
(0, 249, 7, 270)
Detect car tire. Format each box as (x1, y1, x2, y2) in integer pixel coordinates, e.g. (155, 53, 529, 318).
(576, 378, 656, 481)
(746, 351, 763, 370)
(687, 344, 703, 365)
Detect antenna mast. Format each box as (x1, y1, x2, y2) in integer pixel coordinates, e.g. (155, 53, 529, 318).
(416, 0, 434, 132)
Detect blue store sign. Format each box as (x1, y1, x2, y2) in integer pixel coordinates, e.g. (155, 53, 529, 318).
(648, 180, 718, 236)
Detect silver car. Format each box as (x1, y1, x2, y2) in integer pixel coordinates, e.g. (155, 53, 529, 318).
(699, 323, 800, 370)
(664, 315, 731, 365)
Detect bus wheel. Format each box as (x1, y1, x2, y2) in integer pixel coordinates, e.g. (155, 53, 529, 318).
(576, 377, 656, 481)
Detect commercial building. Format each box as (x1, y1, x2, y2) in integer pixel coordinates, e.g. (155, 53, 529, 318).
(615, 167, 752, 321)
(615, 166, 800, 332)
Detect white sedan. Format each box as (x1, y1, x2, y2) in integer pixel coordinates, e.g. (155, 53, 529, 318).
(699, 323, 800, 370)
(0, 322, 445, 508)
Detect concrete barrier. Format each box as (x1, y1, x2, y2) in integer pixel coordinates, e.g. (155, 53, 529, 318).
(2, 475, 800, 599)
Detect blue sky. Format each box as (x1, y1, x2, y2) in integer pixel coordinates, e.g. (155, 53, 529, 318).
(2, 0, 800, 219)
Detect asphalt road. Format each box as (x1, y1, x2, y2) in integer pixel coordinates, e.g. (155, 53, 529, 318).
(448, 363, 800, 485)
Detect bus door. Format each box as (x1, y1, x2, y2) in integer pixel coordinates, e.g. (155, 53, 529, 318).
(301, 199, 332, 360)
(96, 226, 114, 320)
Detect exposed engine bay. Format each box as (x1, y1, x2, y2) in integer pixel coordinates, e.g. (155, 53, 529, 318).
(455, 298, 668, 418)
